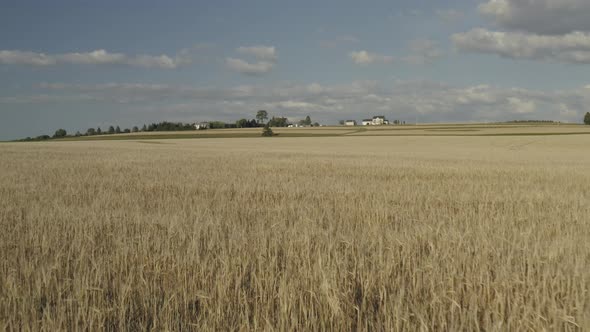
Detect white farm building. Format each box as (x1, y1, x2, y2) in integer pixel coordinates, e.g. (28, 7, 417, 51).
(362, 116, 389, 126)
(194, 122, 210, 130)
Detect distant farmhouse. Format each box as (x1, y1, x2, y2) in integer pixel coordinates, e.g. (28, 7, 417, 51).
(362, 116, 389, 126)
(345, 120, 357, 126)
(194, 122, 210, 130)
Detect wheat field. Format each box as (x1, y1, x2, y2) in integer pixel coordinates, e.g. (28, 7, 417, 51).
(1, 135, 589, 330)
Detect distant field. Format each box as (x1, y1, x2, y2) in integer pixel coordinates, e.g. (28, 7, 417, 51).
(52, 122, 590, 141)
(1, 133, 589, 330)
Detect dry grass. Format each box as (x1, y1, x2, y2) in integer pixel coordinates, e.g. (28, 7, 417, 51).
(1, 135, 589, 330)
(347, 123, 590, 136)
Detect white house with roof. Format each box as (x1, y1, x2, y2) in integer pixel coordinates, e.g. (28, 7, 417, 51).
(194, 122, 210, 130)
(345, 120, 357, 126)
(362, 116, 389, 125)
(372, 116, 389, 125)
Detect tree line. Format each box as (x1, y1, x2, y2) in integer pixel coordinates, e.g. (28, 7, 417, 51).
(17, 122, 194, 141)
(15, 111, 319, 141)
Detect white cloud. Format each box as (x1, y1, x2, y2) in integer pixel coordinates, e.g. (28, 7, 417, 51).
(456, 85, 497, 105)
(0, 49, 190, 69)
(479, 0, 590, 35)
(236, 46, 277, 61)
(350, 51, 394, 65)
(58, 49, 127, 65)
(454, 1, 590, 65)
(559, 103, 578, 117)
(225, 58, 275, 75)
(307, 83, 326, 94)
(0, 50, 57, 66)
(227, 45, 278, 75)
(452, 28, 590, 64)
(19, 80, 590, 124)
(508, 97, 536, 114)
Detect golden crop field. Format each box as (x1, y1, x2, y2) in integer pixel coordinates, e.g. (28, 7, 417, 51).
(1, 132, 590, 330)
(56, 122, 590, 141)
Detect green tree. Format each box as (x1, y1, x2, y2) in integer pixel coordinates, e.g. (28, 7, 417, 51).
(209, 121, 226, 129)
(304, 115, 312, 126)
(141, 124, 147, 131)
(261, 124, 274, 137)
(132, 126, 139, 133)
(236, 118, 249, 128)
(108, 126, 115, 134)
(53, 128, 67, 138)
(97, 127, 102, 135)
(86, 128, 96, 136)
(339, 120, 345, 125)
(584, 112, 590, 125)
(123, 128, 131, 133)
(256, 110, 268, 124)
(313, 122, 320, 127)
(268, 116, 289, 127)
(115, 126, 121, 134)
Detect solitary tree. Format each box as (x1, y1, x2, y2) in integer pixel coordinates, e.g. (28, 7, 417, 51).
(304, 115, 312, 126)
(86, 128, 96, 136)
(338, 120, 345, 125)
(132, 126, 139, 133)
(108, 126, 115, 134)
(97, 127, 102, 135)
(256, 110, 268, 124)
(53, 129, 67, 138)
(115, 126, 121, 134)
(261, 123, 274, 137)
(585, 112, 590, 125)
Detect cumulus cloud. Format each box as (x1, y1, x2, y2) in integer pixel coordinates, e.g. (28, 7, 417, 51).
(452, 28, 590, 64)
(0, 49, 190, 68)
(236, 46, 277, 61)
(349, 51, 394, 65)
(12, 80, 588, 124)
(226, 45, 278, 75)
(225, 58, 275, 75)
(0, 50, 57, 66)
(453, 1, 590, 64)
(479, 0, 590, 35)
(508, 97, 536, 114)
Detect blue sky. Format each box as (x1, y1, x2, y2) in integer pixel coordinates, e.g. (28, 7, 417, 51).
(2, 0, 590, 139)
